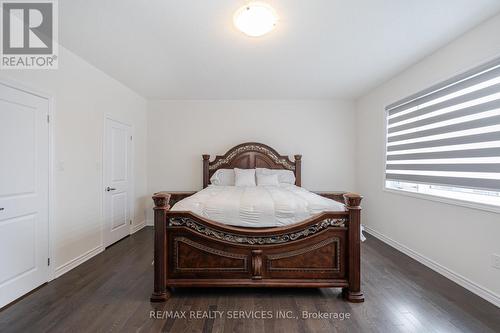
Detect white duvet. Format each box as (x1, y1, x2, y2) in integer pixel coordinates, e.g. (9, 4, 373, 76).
(171, 184, 347, 228)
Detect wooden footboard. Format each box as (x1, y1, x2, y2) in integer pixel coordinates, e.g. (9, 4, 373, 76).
(150, 192, 364, 303)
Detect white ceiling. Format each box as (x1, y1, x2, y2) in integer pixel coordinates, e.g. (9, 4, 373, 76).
(60, 0, 500, 99)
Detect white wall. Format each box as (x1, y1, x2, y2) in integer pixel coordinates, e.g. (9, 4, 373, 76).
(356, 13, 500, 305)
(147, 100, 356, 217)
(0, 46, 148, 277)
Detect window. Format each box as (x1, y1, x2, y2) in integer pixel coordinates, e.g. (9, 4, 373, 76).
(385, 57, 500, 209)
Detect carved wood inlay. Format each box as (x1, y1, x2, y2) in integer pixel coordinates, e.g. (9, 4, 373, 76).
(173, 237, 248, 272)
(169, 217, 346, 245)
(267, 238, 341, 272)
(203, 142, 302, 188)
(209, 144, 295, 171)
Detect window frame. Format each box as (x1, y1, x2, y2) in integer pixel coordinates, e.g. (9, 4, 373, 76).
(381, 56, 500, 214)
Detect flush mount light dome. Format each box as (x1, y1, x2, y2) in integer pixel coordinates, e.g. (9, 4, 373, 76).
(233, 2, 278, 37)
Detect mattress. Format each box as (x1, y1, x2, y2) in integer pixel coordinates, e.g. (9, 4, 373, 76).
(171, 184, 347, 228)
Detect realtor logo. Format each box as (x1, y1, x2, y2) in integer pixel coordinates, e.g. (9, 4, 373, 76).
(1, 0, 58, 69)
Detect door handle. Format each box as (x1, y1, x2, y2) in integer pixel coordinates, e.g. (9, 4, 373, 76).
(106, 187, 116, 192)
(0, 208, 4, 211)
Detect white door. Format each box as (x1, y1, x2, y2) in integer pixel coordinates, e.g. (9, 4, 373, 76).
(103, 118, 132, 247)
(0, 83, 49, 308)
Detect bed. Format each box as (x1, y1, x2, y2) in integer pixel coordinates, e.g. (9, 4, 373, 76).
(151, 142, 364, 302)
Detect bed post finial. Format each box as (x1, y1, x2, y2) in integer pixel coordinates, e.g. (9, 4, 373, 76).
(202, 154, 210, 189)
(343, 193, 362, 208)
(294, 155, 302, 187)
(343, 193, 364, 303)
(152, 192, 171, 209)
(151, 192, 171, 302)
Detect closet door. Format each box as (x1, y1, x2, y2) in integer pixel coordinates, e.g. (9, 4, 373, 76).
(0, 83, 49, 308)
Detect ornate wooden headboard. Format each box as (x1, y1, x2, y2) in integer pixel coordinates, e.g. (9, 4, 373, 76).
(202, 142, 302, 188)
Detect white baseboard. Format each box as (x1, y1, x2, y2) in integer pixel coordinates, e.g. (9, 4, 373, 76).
(53, 221, 147, 281)
(146, 219, 153, 226)
(130, 220, 146, 234)
(54, 245, 104, 278)
(364, 226, 500, 308)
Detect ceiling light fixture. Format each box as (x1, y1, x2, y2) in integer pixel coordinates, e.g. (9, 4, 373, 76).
(233, 2, 278, 37)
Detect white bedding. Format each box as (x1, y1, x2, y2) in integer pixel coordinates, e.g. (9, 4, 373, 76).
(171, 184, 347, 228)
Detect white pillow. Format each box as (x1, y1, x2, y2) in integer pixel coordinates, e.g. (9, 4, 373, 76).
(234, 168, 256, 187)
(256, 168, 295, 185)
(256, 173, 280, 186)
(210, 169, 235, 186)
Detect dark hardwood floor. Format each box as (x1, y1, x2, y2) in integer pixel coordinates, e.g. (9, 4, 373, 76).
(0, 227, 499, 333)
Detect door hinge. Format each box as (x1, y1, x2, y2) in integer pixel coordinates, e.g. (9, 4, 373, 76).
(47, 114, 50, 123)
(130, 135, 132, 141)
(129, 220, 132, 225)
(47, 258, 50, 266)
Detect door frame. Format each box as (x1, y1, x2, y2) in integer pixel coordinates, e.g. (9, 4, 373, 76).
(0, 77, 55, 282)
(101, 114, 135, 248)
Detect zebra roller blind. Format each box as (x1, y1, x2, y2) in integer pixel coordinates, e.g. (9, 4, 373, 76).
(385, 57, 500, 193)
